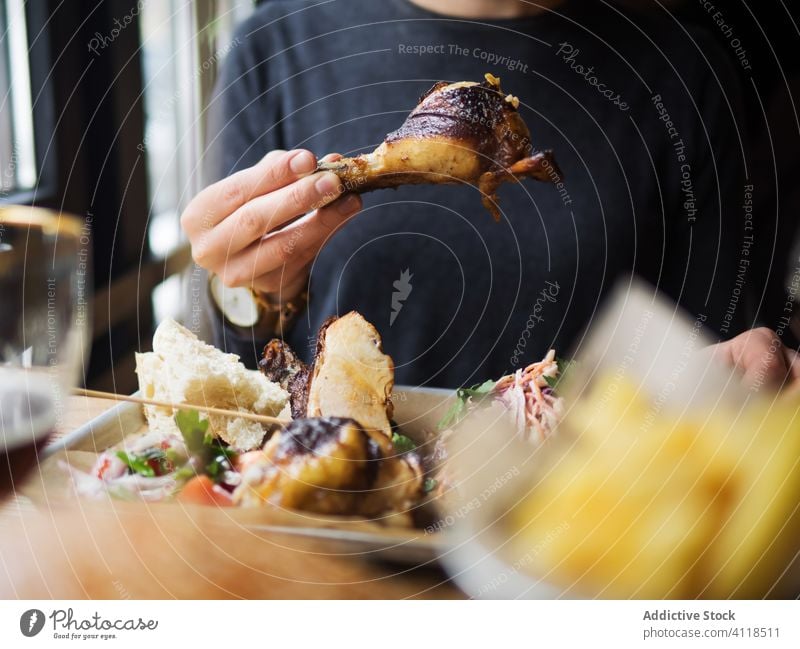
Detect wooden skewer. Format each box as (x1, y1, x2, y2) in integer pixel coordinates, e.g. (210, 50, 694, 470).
(72, 388, 291, 426)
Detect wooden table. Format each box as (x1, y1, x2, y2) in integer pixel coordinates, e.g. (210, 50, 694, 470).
(0, 396, 463, 599)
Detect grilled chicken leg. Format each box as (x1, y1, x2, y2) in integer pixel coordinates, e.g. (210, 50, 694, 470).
(318, 73, 560, 221)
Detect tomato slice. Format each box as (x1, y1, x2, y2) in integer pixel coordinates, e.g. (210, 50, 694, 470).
(177, 475, 233, 507)
(96, 457, 112, 479)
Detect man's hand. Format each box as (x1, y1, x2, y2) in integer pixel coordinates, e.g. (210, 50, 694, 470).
(181, 149, 361, 299)
(707, 327, 800, 392)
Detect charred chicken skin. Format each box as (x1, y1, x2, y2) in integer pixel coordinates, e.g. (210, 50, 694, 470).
(260, 338, 311, 420)
(234, 417, 380, 514)
(234, 416, 423, 516)
(318, 73, 560, 221)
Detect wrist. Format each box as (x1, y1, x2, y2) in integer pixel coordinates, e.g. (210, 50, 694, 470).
(254, 281, 305, 308)
(252, 287, 309, 338)
(208, 275, 308, 340)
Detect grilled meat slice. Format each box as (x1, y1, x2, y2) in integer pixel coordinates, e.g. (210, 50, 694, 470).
(234, 416, 422, 516)
(318, 73, 560, 221)
(259, 312, 395, 436)
(259, 339, 311, 419)
(259, 339, 305, 389)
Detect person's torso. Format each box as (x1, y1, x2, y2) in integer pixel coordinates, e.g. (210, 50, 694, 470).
(230, 0, 734, 387)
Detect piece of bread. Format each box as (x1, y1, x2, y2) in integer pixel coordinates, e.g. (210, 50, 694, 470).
(135, 318, 288, 450)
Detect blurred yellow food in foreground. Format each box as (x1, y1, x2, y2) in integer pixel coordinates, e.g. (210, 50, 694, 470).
(509, 375, 800, 598)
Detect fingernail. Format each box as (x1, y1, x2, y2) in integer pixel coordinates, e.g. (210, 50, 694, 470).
(336, 194, 360, 215)
(289, 150, 316, 174)
(315, 172, 342, 197)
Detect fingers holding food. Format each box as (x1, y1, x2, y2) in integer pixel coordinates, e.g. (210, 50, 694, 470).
(181, 148, 341, 270)
(319, 152, 343, 163)
(215, 192, 361, 290)
(182, 148, 290, 236)
(198, 170, 344, 270)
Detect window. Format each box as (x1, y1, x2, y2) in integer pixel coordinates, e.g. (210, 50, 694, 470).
(139, 1, 195, 258)
(138, 0, 253, 323)
(0, 0, 37, 197)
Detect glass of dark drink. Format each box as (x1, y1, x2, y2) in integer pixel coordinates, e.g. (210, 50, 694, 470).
(0, 206, 90, 497)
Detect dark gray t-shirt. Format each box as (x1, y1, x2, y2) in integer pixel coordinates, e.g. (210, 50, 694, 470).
(207, 0, 747, 388)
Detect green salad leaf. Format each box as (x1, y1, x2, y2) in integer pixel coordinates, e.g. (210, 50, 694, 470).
(116, 447, 173, 478)
(174, 409, 237, 485)
(545, 358, 576, 392)
(437, 358, 576, 430)
(175, 409, 210, 454)
(557, 357, 576, 377)
(391, 432, 416, 453)
(116, 450, 155, 477)
(437, 379, 496, 430)
(423, 477, 438, 494)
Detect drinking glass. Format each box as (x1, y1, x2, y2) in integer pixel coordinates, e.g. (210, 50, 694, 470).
(0, 206, 91, 496)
